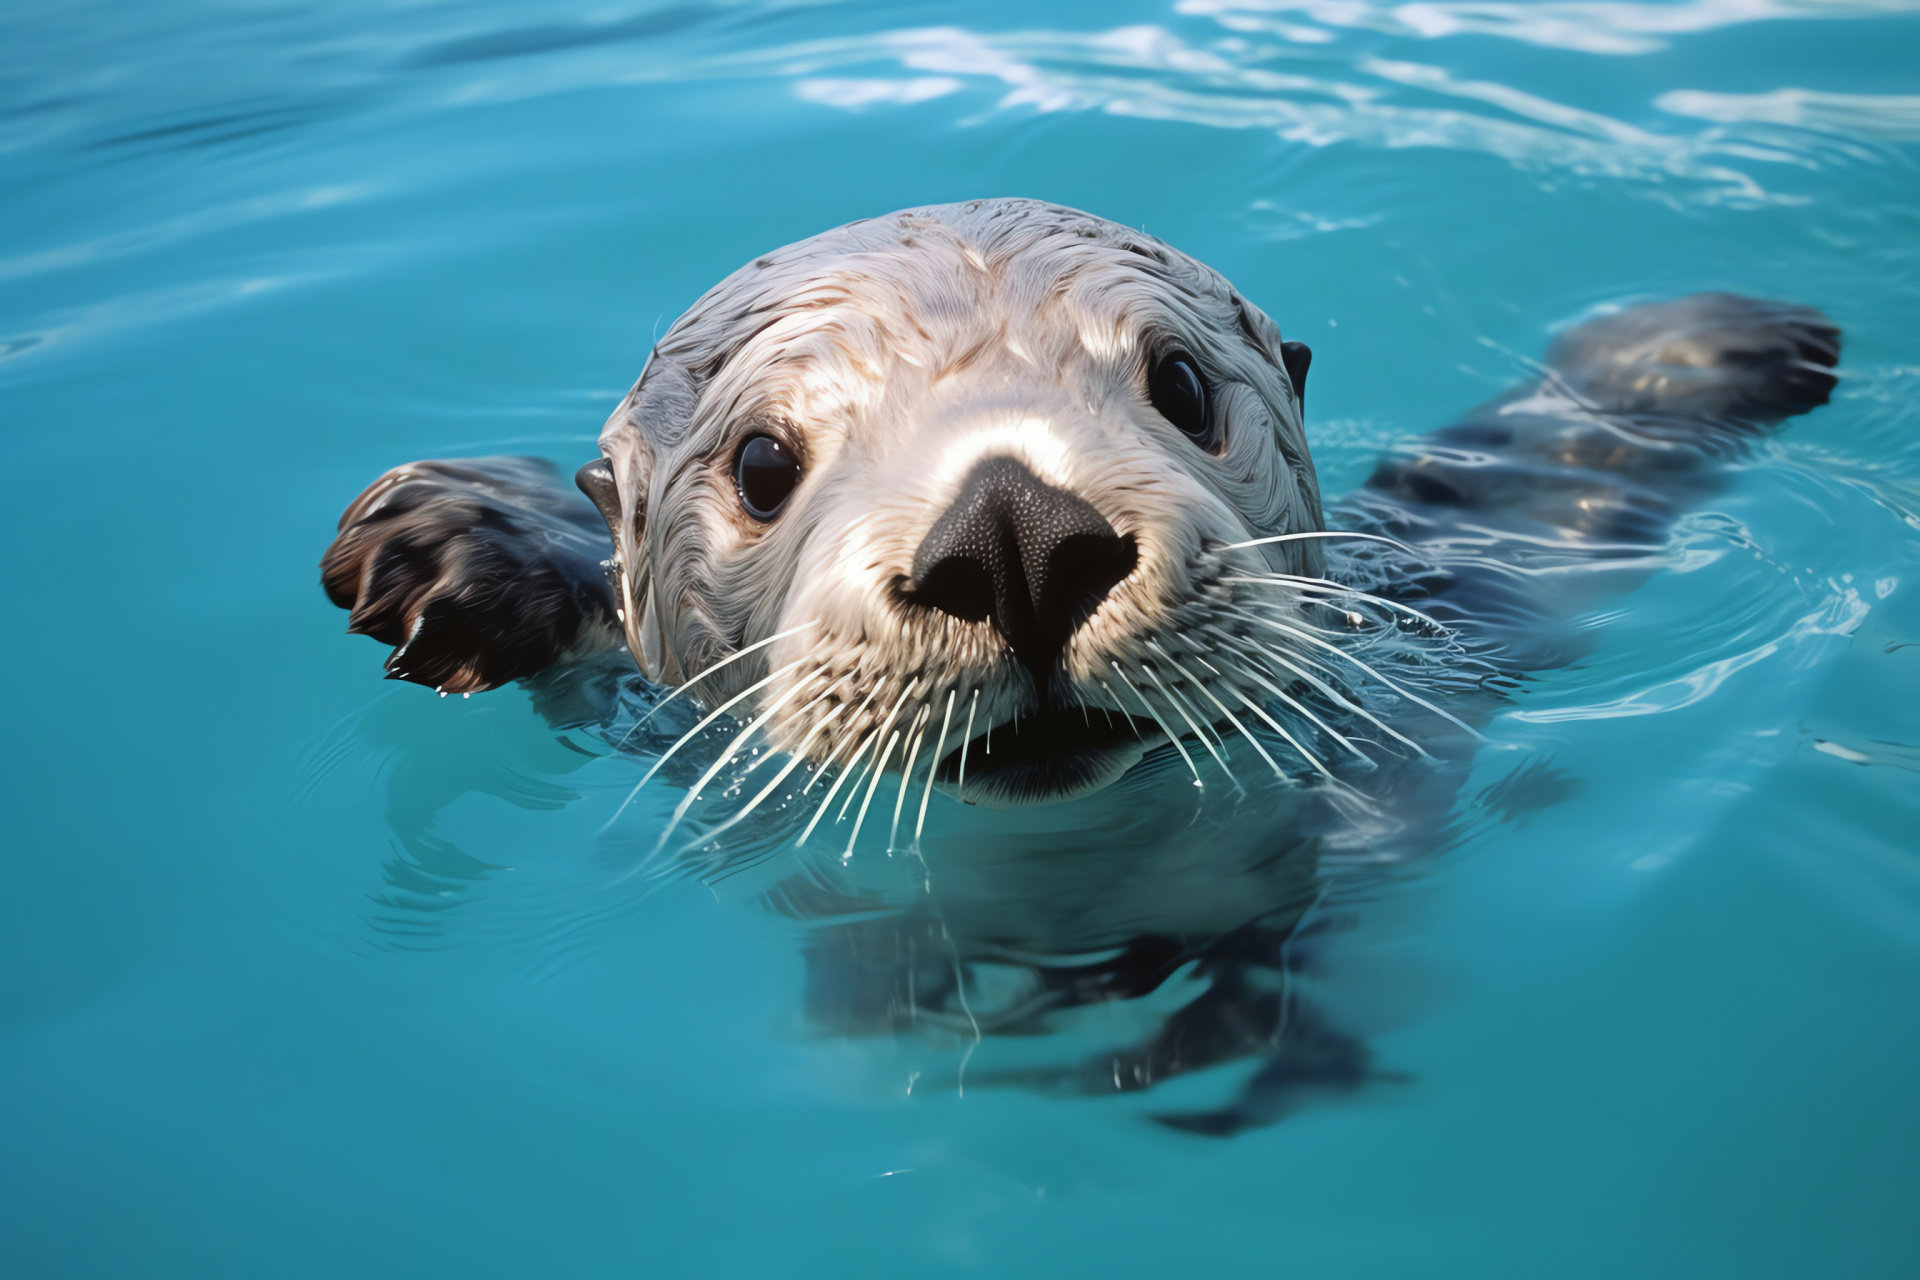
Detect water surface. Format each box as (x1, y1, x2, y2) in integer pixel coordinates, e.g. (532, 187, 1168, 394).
(3, 1, 1919, 1275)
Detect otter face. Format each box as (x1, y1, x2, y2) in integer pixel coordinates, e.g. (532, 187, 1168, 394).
(585, 199, 1324, 808)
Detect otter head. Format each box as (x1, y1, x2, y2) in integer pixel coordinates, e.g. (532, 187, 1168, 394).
(577, 199, 1322, 808)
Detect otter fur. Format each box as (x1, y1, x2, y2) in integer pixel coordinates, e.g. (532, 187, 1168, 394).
(320, 199, 1839, 1131)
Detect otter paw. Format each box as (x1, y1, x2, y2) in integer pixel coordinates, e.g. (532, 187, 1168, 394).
(1546, 292, 1840, 425)
(320, 457, 617, 694)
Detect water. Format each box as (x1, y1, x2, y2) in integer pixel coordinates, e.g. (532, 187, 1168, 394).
(4, 1, 1919, 1274)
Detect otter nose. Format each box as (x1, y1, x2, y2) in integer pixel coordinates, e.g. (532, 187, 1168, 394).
(908, 457, 1136, 688)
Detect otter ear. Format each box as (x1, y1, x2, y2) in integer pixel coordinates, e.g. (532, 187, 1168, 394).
(575, 457, 621, 530)
(1280, 341, 1311, 413)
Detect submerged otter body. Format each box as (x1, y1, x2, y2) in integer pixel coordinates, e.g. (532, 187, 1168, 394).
(322, 199, 1840, 1132)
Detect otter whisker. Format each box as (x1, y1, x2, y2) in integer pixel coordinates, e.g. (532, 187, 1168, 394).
(676, 700, 852, 858)
(1141, 662, 1237, 787)
(1142, 661, 1242, 791)
(856, 671, 921, 809)
(1231, 681, 1333, 779)
(1214, 530, 1423, 558)
(631, 653, 815, 792)
(602, 654, 815, 830)
(1230, 609, 1483, 739)
(799, 726, 879, 846)
(1162, 672, 1228, 753)
(1236, 587, 1501, 679)
(1113, 662, 1202, 787)
(956, 688, 980, 796)
(797, 685, 893, 840)
(888, 703, 933, 854)
(1202, 626, 1375, 765)
(1216, 615, 1430, 757)
(1149, 642, 1287, 783)
(641, 666, 831, 861)
(1226, 607, 1428, 719)
(1151, 642, 1311, 780)
(1210, 698, 1291, 783)
(1101, 680, 1147, 744)
(1156, 659, 1226, 750)
(720, 667, 857, 789)
(1219, 573, 1454, 637)
(833, 678, 920, 826)
(1131, 646, 1223, 753)
(616, 620, 818, 749)
(802, 677, 888, 796)
(914, 689, 957, 842)
(1205, 637, 1374, 767)
(834, 740, 879, 825)
(845, 727, 903, 860)
(1189, 651, 1336, 779)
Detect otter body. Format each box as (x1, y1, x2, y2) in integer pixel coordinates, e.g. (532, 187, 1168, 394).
(321, 200, 1839, 1131)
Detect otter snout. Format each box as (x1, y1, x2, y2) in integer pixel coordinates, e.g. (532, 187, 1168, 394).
(904, 456, 1137, 694)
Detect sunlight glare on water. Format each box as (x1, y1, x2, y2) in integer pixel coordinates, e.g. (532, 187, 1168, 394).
(2, 1, 1918, 1276)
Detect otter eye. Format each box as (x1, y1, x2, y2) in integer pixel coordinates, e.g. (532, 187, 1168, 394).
(1149, 350, 1216, 450)
(735, 434, 801, 521)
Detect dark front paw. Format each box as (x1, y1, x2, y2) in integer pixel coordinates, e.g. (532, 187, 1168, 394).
(1548, 292, 1840, 424)
(320, 457, 618, 694)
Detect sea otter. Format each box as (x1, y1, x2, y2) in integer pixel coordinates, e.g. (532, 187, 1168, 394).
(321, 199, 1839, 1131)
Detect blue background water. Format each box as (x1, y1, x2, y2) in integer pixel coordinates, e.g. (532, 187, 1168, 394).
(4, 1, 1919, 1275)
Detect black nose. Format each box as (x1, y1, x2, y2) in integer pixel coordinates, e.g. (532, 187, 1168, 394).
(906, 456, 1136, 692)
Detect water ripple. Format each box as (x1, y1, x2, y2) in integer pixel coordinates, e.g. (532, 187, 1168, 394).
(1658, 87, 1920, 141)
(9, 1, 1916, 215)
(1179, 0, 1918, 56)
(0, 184, 369, 283)
(754, 20, 1909, 205)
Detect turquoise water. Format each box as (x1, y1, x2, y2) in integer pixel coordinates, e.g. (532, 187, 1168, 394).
(5, 1, 1920, 1274)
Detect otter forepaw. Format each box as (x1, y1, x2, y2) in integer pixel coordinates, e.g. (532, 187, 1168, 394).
(1546, 292, 1840, 425)
(320, 457, 618, 695)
